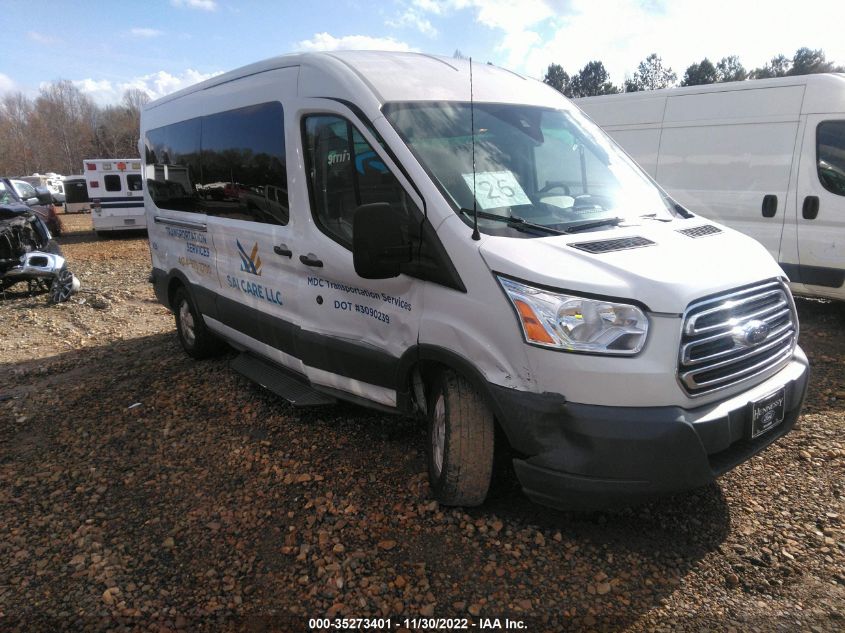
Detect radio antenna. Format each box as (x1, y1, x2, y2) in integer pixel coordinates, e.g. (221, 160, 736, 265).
(470, 57, 480, 241)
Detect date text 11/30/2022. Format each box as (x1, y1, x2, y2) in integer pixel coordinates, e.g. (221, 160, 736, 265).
(307, 617, 527, 630)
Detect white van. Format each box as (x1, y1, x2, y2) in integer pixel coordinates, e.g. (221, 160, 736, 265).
(575, 74, 845, 302)
(141, 52, 809, 509)
(83, 159, 146, 233)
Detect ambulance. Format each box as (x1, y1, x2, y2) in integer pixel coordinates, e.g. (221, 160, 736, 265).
(84, 158, 145, 233)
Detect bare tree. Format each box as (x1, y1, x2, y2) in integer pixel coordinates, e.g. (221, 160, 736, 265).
(0, 92, 36, 175)
(30, 81, 98, 174)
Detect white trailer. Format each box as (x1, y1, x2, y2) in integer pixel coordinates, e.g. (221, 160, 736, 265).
(83, 159, 146, 233)
(576, 74, 845, 301)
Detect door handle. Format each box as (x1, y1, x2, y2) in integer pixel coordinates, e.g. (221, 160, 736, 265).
(761, 194, 778, 218)
(802, 195, 820, 220)
(273, 244, 292, 258)
(299, 253, 323, 267)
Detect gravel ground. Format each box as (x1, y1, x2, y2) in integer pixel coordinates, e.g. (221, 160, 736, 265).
(1, 214, 843, 632)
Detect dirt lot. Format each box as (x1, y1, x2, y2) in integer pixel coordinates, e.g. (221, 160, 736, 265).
(1, 214, 843, 632)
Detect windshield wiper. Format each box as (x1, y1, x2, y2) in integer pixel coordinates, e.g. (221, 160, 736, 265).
(459, 208, 565, 236)
(564, 217, 624, 233)
(639, 213, 673, 223)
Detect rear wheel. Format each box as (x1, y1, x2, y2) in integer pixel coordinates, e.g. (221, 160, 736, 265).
(427, 370, 495, 506)
(173, 286, 224, 359)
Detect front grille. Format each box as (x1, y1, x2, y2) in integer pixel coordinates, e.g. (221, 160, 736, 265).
(569, 236, 655, 254)
(678, 280, 797, 396)
(677, 224, 722, 238)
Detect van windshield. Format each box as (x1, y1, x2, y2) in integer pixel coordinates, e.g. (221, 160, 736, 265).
(383, 102, 676, 236)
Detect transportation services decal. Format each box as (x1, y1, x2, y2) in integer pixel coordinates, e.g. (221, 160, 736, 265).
(178, 256, 212, 276)
(165, 226, 211, 259)
(308, 276, 411, 325)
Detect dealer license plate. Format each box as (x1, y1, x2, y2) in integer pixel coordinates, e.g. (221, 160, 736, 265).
(751, 387, 785, 439)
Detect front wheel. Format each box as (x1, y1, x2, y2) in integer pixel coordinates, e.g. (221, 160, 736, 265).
(427, 370, 495, 506)
(173, 286, 224, 359)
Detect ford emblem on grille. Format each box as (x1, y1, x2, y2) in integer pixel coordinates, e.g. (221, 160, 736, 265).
(733, 319, 770, 347)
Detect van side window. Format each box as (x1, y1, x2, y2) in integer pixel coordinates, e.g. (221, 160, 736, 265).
(817, 121, 845, 196)
(201, 103, 289, 224)
(145, 102, 289, 224)
(303, 115, 418, 247)
(145, 118, 202, 212)
(127, 174, 142, 191)
(104, 174, 122, 192)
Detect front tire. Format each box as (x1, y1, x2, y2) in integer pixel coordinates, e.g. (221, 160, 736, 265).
(427, 370, 495, 506)
(173, 286, 224, 359)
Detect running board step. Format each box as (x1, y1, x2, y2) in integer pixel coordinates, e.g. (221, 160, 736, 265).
(230, 353, 336, 407)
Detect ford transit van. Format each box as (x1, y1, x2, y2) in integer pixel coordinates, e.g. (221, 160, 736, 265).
(142, 52, 809, 509)
(576, 74, 845, 302)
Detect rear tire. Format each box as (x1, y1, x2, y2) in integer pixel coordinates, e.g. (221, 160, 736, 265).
(427, 370, 495, 506)
(173, 286, 224, 359)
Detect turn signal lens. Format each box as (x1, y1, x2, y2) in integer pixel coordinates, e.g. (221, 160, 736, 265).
(513, 299, 555, 344)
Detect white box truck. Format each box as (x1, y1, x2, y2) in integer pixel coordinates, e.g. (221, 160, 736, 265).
(141, 52, 808, 509)
(576, 74, 845, 302)
(83, 159, 146, 233)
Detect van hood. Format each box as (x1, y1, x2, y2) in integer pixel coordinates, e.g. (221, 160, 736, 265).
(478, 219, 786, 314)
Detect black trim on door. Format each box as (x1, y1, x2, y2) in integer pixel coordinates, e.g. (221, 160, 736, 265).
(779, 262, 845, 288)
(213, 288, 399, 388)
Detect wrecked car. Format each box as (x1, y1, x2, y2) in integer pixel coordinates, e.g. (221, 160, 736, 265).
(9, 178, 64, 236)
(1, 180, 79, 303)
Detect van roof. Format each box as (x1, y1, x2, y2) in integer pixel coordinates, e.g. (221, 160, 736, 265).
(144, 51, 566, 113)
(576, 73, 845, 115)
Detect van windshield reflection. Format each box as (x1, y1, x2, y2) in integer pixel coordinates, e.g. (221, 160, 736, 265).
(383, 102, 675, 236)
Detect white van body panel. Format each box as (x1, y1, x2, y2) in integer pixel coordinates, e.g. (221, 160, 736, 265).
(83, 159, 145, 231)
(480, 219, 782, 313)
(421, 214, 534, 391)
(576, 74, 845, 301)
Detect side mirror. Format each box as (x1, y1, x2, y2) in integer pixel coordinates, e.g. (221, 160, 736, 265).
(25, 196, 40, 206)
(34, 186, 53, 204)
(352, 203, 412, 279)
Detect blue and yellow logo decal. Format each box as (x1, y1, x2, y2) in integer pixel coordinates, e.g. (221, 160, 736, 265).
(237, 240, 262, 276)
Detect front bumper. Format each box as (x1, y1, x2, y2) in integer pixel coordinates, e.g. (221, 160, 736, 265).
(489, 348, 810, 510)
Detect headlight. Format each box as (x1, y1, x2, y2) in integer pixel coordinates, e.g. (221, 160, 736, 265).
(498, 276, 649, 355)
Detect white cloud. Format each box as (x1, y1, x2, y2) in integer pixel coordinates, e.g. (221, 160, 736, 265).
(412, 0, 447, 15)
(171, 0, 217, 11)
(130, 27, 164, 38)
(0, 73, 16, 94)
(453, 0, 559, 32)
(74, 69, 223, 104)
(296, 33, 415, 52)
(27, 31, 57, 45)
(407, 0, 562, 67)
(520, 0, 845, 86)
(409, 0, 845, 86)
(388, 9, 438, 37)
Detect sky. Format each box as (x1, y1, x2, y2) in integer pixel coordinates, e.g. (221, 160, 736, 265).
(2, 0, 845, 105)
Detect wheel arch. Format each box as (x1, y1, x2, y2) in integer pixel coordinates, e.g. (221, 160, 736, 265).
(396, 344, 515, 448)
